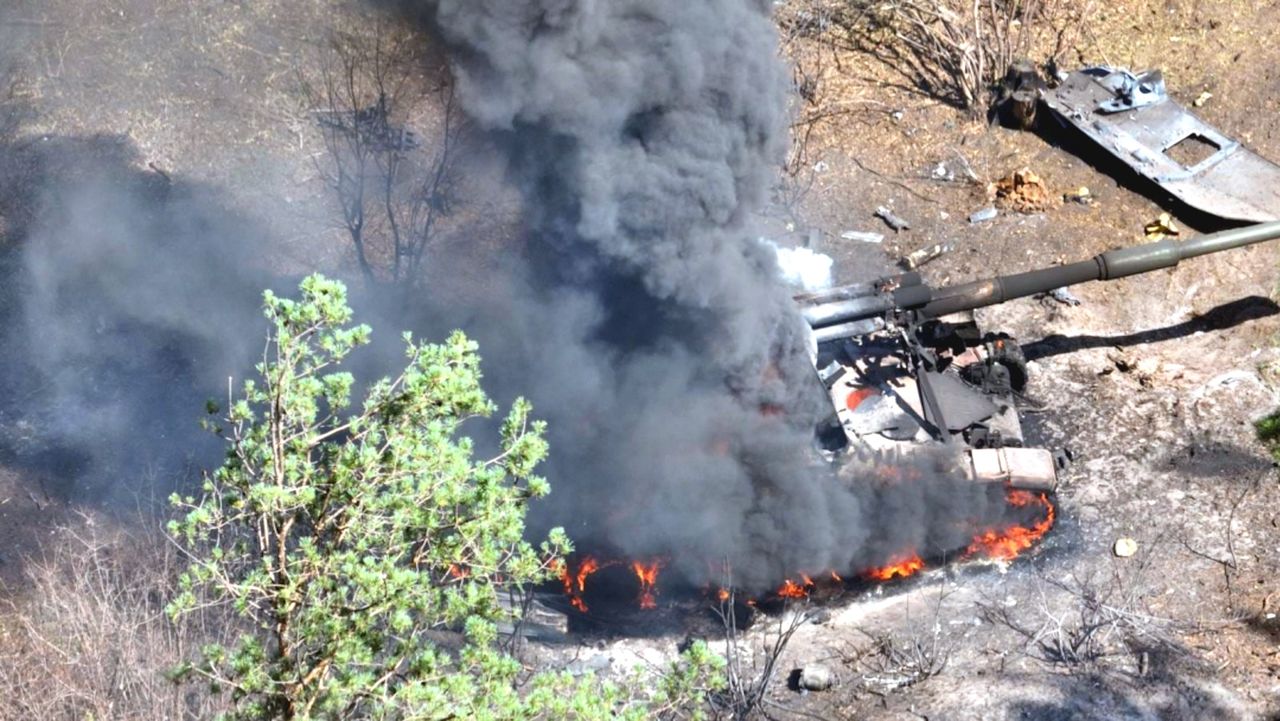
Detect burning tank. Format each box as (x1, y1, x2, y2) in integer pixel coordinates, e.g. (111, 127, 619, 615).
(798, 221, 1280, 494)
(550, 223, 1280, 617)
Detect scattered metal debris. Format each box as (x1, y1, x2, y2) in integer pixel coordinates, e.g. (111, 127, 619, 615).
(968, 206, 998, 224)
(1044, 66, 1280, 222)
(841, 230, 885, 243)
(1096, 68, 1166, 113)
(875, 205, 910, 232)
(900, 242, 954, 271)
(1048, 287, 1083, 306)
(991, 168, 1055, 212)
(1144, 212, 1180, 240)
(1063, 186, 1094, 205)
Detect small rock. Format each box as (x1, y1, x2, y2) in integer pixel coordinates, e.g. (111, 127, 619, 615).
(566, 654, 613, 676)
(806, 608, 833, 625)
(1135, 358, 1160, 379)
(797, 665, 833, 691)
(1114, 537, 1138, 558)
(1106, 349, 1134, 372)
(1194, 91, 1212, 107)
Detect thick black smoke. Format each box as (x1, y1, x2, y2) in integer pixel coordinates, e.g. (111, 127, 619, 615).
(401, 0, 1005, 589)
(0, 0, 1007, 592)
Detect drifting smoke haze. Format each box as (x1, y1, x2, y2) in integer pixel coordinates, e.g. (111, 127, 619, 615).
(0, 135, 271, 500)
(0, 0, 1006, 592)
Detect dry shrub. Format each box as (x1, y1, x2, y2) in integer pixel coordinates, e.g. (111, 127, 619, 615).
(0, 515, 227, 721)
(817, 0, 1095, 114)
(978, 545, 1186, 672)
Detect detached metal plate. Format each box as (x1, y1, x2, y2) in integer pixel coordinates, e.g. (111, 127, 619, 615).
(1045, 67, 1280, 222)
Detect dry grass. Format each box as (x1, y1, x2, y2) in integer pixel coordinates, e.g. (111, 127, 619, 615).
(784, 0, 1095, 115)
(0, 514, 227, 721)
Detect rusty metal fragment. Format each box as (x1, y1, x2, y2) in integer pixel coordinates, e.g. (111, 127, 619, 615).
(1044, 66, 1280, 222)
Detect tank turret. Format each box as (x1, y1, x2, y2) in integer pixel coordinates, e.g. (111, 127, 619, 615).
(801, 221, 1280, 493)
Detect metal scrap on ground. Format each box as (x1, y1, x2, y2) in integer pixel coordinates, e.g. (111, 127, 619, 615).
(900, 242, 953, 270)
(875, 205, 910, 232)
(1043, 66, 1280, 222)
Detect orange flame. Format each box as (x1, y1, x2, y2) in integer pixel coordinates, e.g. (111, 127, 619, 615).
(864, 552, 925, 581)
(557, 491, 1055, 613)
(632, 560, 662, 610)
(576, 557, 601, 591)
(558, 556, 604, 613)
(964, 491, 1056, 561)
(776, 576, 814, 599)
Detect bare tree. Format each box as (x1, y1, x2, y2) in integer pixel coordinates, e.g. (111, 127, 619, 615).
(304, 19, 465, 289)
(979, 548, 1183, 671)
(711, 587, 808, 720)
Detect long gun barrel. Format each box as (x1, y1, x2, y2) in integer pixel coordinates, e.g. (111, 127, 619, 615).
(804, 221, 1280, 333)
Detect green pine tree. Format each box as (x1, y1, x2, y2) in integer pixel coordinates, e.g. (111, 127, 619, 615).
(167, 274, 722, 720)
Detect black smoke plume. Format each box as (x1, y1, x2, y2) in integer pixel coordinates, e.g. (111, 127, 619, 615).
(395, 0, 1006, 590)
(0, 0, 1007, 593)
